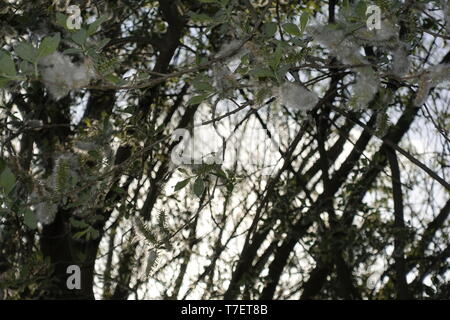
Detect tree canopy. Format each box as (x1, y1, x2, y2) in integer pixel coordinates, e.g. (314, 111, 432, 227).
(0, 0, 449, 300)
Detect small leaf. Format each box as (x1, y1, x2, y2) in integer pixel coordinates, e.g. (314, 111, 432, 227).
(264, 22, 278, 37)
(70, 217, 89, 228)
(23, 209, 37, 230)
(15, 43, 37, 63)
(19, 61, 33, 75)
(356, 0, 368, 18)
(300, 12, 309, 32)
(282, 23, 301, 36)
(0, 76, 11, 88)
(96, 38, 111, 51)
(38, 33, 61, 58)
(104, 74, 122, 84)
(0, 50, 16, 77)
(87, 15, 109, 36)
(193, 177, 205, 197)
(249, 67, 274, 78)
(187, 94, 209, 105)
(196, 55, 209, 66)
(174, 178, 190, 191)
(269, 45, 283, 69)
(196, 163, 215, 175)
(0, 77, 10, 88)
(190, 13, 213, 23)
(71, 28, 88, 46)
(214, 167, 227, 179)
(55, 13, 69, 30)
(63, 48, 84, 55)
(193, 80, 214, 92)
(0, 167, 16, 194)
(73, 229, 89, 240)
(87, 227, 100, 240)
(177, 167, 189, 175)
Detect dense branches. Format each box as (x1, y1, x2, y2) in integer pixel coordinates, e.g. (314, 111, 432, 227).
(0, 0, 448, 300)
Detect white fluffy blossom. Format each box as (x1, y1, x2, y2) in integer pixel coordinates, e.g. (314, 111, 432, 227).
(35, 201, 58, 225)
(39, 52, 96, 100)
(351, 68, 380, 109)
(391, 42, 410, 76)
(213, 40, 248, 91)
(414, 63, 450, 106)
(310, 25, 346, 52)
(30, 187, 58, 225)
(310, 23, 381, 109)
(279, 82, 319, 111)
(310, 25, 368, 66)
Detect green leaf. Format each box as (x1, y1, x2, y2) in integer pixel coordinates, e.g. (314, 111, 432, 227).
(240, 53, 249, 65)
(269, 45, 283, 69)
(356, 0, 368, 18)
(192, 164, 209, 175)
(192, 80, 214, 92)
(300, 12, 309, 32)
(0, 77, 10, 88)
(15, 42, 37, 63)
(0, 50, 16, 77)
(187, 94, 209, 105)
(23, 209, 37, 230)
(214, 167, 227, 179)
(0, 167, 16, 194)
(55, 13, 69, 30)
(87, 227, 100, 240)
(63, 48, 84, 55)
(193, 177, 204, 197)
(282, 23, 301, 36)
(71, 28, 88, 46)
(249, 67, 274, 78)
(174, 178, 191, 191)
(190, 13, 213, 23)
(96, 38, 111, 51)
(85, 47, 100, 60)
(38, 33, 60, 59)
(20, 61, 33, 75)
(87, 15, 109, 36)
(177, 167, 190, 175)
(196, 55, 209, 66)
(104, 74, 122, 84)
(263, 22, 278, 37)
(70, 217, 89, 228)
(73, 229, 89, 240)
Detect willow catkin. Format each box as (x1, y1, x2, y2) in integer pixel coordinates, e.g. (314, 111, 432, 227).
(39, 52, 96, 100)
